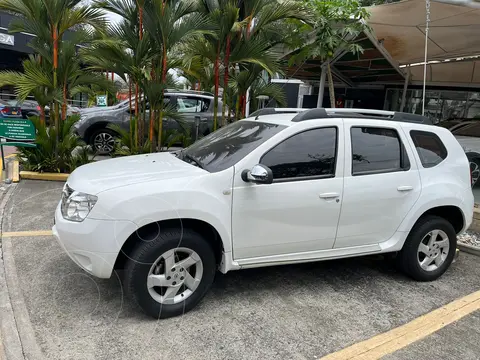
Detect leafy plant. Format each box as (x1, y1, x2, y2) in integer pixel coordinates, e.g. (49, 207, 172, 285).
(109, 123, 151, 156)
(17, 116, 94, 173)
(291, 0, 370, 107)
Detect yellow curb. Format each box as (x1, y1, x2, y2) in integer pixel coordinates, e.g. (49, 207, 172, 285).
(19, 171, 69, 181)
(12, 160, 19, 183)
(320, 289, 480, 360)
(2, 230, 53, 237)
(4, 153, 17, 159)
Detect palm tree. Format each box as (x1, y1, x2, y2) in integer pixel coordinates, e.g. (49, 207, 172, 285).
(0, 0, 107, 128)
(82, 19, 153, 147)
(142, 0, 213, 148)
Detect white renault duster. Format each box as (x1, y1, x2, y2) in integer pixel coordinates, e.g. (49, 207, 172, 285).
(53, 108, 474, 318)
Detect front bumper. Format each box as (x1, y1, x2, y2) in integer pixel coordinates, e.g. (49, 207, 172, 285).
(52, 203, 138, 278)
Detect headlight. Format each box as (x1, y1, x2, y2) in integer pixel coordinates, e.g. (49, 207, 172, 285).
(61, 184, 97, 222)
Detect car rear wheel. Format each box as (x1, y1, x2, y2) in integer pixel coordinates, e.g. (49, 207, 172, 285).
(469, 158, 480, 187)
(124, 227, 216, 318)
(397, 215, 456, 282)
(91, 129, 116, 154)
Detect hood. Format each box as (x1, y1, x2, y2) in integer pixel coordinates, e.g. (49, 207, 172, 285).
(67, 152, 206, 195)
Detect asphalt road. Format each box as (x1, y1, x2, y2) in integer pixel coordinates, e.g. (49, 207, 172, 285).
(3, 180, 480, 360)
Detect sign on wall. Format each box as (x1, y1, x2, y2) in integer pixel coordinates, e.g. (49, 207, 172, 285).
(0, 33, 14, 46)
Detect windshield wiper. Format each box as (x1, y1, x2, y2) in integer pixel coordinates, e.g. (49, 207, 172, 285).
(182, 152, 205, 170)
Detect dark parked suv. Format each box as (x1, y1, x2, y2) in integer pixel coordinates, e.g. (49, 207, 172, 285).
(74, 90, 226, 154)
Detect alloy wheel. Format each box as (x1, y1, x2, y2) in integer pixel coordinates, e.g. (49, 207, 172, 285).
(93, 132, 115, 153)
(417, 229, 450, 271)
(470, 161, 480, 186)
(147, 247, 203, 305)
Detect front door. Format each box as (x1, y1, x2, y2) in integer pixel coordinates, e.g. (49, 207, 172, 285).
(232, 124, 345, 260)
(334, 121, 421, 248)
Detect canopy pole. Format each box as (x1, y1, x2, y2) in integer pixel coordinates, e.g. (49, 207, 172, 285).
(422, 0, 431, 116)
(400, 65, 410, 112)
(317, 66, 326, 108)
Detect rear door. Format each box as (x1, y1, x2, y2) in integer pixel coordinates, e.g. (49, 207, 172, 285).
(334, 119, 421, 248)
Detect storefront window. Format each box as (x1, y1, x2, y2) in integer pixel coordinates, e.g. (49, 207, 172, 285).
(385, 89, 480, 124)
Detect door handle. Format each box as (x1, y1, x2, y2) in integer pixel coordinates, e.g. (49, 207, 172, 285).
(319, 192, 340, 199)
(397, 186, 413, 192)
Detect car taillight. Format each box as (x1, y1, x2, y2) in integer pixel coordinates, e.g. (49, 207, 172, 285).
(1, 107, 10, 114)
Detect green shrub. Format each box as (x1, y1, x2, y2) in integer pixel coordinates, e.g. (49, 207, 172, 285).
(17, 115, 94, 173)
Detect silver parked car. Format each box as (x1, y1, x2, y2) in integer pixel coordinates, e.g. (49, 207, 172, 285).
(74, 90, 226, 154)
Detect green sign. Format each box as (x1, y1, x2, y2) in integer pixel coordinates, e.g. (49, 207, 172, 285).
(0, 118, 35, 141)
(96, 94, 108, 107)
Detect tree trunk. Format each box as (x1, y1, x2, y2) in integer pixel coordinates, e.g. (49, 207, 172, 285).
(213, 45, 220, 131)
(39, 106, 46, 126)
(52, 25, 59, 131)
(235, 93, 241, 120)
(138, 6, 143, 39)
(157, 49, 168, 150)
(141, 91, 146, 146)
(327, 62, 335, 108)
(134, 83, 139, 119)
(128, 78, 133, 148)
(221, 35, 231, 127)
(61, 82, 67, 121)
(149, 109, 155, 152)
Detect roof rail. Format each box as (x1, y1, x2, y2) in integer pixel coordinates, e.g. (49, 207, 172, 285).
(291, 108, 432, 125)
(165, 89, 215, 97)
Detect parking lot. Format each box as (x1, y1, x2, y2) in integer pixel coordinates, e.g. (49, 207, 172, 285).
(1, 180, 480, 360)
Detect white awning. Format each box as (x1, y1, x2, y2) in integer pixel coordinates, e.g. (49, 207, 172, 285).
(407, 59, 480, 87)
(368, 0, 480, 64)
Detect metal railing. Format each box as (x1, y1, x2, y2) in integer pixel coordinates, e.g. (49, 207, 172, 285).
(0, 92, 88, 108)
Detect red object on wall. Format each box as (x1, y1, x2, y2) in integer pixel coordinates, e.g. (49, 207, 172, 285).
(336, 98, 344, 108)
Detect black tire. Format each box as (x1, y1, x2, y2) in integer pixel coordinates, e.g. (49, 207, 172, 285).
(397, 215, 457, 282)
(90, 128, 117, 155)
(124, 228, 216, 319)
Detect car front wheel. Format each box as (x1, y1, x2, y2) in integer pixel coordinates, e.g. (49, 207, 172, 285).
(397, 215, 456, 282)
(124, 228, 216, 318)
(91, 129, 116, 154)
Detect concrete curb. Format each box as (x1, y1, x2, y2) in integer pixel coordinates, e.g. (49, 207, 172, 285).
(457, 243, 480, 257)
(0, 185, 22, 360)
(0, 184, 44, 360)
(19, 171, 69, 181)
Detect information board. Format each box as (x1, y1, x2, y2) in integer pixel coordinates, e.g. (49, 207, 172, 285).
(0, 118, 36, 141)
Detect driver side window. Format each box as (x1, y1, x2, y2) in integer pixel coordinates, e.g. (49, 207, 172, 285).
(260, 127, 337, 181)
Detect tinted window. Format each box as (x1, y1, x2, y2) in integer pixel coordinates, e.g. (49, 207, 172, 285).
(410, 130, 447, 168)
(351, 127, 409, 175)
(181, 121, 286, 172)
(260, 127, 337, 180)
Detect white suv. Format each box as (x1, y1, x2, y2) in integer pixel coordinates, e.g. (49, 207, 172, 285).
(53, 108, 474, 318)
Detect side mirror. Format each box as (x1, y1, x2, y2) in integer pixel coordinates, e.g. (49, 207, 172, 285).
(241, 164, 273, 184)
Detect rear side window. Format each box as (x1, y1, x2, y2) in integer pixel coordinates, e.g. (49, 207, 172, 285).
(410, 130, 447, 168)
(351, 127, 410, 175)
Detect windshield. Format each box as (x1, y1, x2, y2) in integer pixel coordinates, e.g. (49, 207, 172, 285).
(451, 122, 480, 137)
(182, 120, 286, 173)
